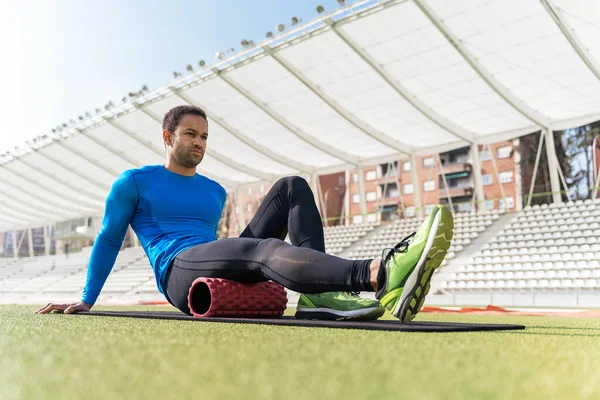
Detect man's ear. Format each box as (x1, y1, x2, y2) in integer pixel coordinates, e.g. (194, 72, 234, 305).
(162, 129, 173, 146)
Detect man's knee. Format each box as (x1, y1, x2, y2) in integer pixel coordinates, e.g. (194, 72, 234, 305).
(273, 176, 312, 195)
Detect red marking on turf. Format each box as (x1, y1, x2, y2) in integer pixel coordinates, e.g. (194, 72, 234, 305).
(421, 305, 600, 318)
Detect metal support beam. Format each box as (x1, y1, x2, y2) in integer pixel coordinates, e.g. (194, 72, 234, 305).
(470, 144, 485, 210)
(526, 132, 546, 208)
(11, 231, 17, 260)
(264, 47, 413, 156)
(215, 71, 360, 164)
(78, 128, 145, 168)
(486, 144, 508, 212)
(344, 169, 351, 226)
(27, 228, 34, 257)
(15, 158, 105, 202)
(414, 0, 549, 127)
(544, 128, 562, 203)
(357, 167, 368, 219)
(436, 153, 454, 212)
(541, 0, 600, 83)
(33, 149, 110, 191)
(311, 174, 323, 217)
(16, 230, 26, 257)
(328, 18, 476, 144)
(0, 194, 61, 222)
(2, 165, 100, 211)
(43, 225, 50, 256)
(0, 176, 81, 218)
(410, 155, 423, 219)
(235, 187, 246, 233)
(55, 140, 120, 177)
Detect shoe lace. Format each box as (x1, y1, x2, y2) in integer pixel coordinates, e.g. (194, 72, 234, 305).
(381, 232, 416, 264)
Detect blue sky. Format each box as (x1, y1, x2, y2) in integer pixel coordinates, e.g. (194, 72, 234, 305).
(0, 0, 355, 153)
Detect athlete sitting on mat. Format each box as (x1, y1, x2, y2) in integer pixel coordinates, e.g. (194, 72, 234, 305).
(35, 105, 454, 322)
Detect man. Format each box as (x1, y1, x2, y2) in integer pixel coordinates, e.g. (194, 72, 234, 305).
(36, 105, 453, 322)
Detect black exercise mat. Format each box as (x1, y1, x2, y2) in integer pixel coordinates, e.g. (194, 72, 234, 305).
(80, 311, 525, 332)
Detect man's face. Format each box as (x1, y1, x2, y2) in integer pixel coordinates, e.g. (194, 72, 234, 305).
(165, 114, 208, 168)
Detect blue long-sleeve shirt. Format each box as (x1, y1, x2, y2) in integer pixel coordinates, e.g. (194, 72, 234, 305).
(82, 165, 227, 305)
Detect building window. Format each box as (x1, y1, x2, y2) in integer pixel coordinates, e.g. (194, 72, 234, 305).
(367, 213, 377, 223)
(497, 146, 512, 159)
(403, 183, 414, 195)
(480, 150, 491, 161)
(484, 199, 495, 210)
(248, 187, 252, 195)
(260, 185, 265, 194)
(352, 174, 359, 183)
(499, 171, 513, 183)
(404, 207, 416, 217)
(499, 197, 515, 210)
(365, 170, 377, 181)
(352, 194, 360, 204)
(423, 204, 435, 215)
(352, 215, 363, 224)
(246, 203, 252, 212)
(366, 191, 377, 202)
(403, 161, 412, 172)
(482, 174, 493, 186)
(423, 180, 435, 192)
(423, 157, 434, 168)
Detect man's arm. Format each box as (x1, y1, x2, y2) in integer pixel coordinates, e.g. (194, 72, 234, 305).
(35, 171, 138, 314)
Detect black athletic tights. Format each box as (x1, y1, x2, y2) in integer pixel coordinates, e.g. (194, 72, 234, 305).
(165, 176, 374, 314)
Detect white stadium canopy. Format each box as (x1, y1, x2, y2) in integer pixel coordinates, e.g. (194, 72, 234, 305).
(1, 0, 600, 231)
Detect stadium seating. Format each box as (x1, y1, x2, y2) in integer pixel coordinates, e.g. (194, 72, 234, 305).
(441, 199, 600, 292)
(2, 201, 599, 307)
(346, 210, 501, 262)
(323, 222, 379, 255)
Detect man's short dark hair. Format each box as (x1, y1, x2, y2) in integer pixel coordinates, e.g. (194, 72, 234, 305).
(162, 105, 208, 132)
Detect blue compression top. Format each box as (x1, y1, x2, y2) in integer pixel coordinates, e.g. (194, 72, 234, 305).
(81, 165, 227, 305)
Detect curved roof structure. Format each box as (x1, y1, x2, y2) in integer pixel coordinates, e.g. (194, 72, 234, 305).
(1, 0, 600, 231)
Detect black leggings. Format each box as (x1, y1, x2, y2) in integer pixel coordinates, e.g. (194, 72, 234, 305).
(165, 176, 373, 314)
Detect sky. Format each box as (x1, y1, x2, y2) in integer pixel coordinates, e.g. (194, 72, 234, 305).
(0, 0, 356, 153)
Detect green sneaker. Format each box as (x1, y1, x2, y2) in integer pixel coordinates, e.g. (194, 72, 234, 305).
(377, 205, 454, 323)
(295, 292, 385, 321)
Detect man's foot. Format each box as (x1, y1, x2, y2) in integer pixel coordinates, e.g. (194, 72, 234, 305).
(295, 292, 385, 321)
(377, 205, 454, 323)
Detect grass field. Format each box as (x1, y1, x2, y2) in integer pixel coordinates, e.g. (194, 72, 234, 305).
(1, 305, 599, 400)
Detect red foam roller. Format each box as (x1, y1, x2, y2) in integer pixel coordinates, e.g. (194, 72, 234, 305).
(187, 278, 288, 318)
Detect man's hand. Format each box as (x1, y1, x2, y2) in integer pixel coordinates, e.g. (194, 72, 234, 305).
(35, 302, 92, 314)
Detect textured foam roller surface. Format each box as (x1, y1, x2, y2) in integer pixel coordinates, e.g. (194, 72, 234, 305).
(79, 312, 525, 332)
(187, 278, 287, 318)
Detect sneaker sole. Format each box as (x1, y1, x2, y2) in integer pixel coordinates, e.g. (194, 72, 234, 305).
(295, 306, 385, 321)
(393, 207, 453, 322)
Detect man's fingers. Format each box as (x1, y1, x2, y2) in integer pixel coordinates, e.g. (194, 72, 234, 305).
(35, 303, 52, 313)
(36, 304, 67, 314)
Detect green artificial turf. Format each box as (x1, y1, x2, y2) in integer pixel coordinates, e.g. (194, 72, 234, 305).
(1, 305, 599, 400)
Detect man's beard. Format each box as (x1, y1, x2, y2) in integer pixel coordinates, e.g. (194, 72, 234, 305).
(176, 147, 203, 168)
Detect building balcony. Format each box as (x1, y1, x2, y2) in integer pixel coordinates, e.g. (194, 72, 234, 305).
(437, 186, 474, 198)
(377, 196, 399, 206)
(439, 162, 472, 175)
(376, 173, 398, 183)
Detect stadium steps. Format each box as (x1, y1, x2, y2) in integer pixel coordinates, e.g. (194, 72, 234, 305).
(337, 223, 389, 259)
(430, 212, 515, 293)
